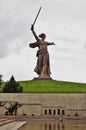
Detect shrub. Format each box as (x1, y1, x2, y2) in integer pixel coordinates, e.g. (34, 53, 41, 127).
(75, 113, 78, 116)
(0, 75, 3, 87)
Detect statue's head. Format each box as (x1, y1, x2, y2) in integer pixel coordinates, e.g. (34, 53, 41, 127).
(39, 33, 46, 39)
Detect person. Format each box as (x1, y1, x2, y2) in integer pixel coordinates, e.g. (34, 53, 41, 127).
(29, 24, 55, 78)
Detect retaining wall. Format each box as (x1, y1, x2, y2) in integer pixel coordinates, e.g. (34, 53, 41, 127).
(0, 93, 86, 117)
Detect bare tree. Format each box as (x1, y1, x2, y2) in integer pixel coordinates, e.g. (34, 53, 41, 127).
(4, 102, 22, 115)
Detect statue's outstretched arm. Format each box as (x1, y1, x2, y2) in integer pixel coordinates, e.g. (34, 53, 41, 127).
(47, 42, 55, 46)
(31, 24, 40, 43)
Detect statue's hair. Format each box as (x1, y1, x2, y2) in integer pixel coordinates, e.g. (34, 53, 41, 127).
(39, 33, 46, 38)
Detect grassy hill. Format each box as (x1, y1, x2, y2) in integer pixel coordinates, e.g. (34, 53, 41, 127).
(18, 80, 86, 93)
(1, 80, 86, 93)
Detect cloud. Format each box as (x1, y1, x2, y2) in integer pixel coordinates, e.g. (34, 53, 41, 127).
(0, 0, 34, 58)
(83, 44, 86, 50)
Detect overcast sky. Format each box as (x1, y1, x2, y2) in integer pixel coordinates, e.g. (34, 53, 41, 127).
(0, 0, 86, 83)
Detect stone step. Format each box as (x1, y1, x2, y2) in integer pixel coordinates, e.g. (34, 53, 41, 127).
(0, 119, 13, 126)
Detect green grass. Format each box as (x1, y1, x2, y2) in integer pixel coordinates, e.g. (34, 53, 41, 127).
(19, 80, 86, 93)
(1, 80, 86, 93)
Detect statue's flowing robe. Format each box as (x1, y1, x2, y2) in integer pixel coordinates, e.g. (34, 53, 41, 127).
(29, 42, 51, 78)
(29, 42, 39, 48)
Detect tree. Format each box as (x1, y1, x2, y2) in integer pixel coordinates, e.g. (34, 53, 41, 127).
(2, 75, 23, 93)
(0, 75, 3, 87)
(5, 102, 22, 115)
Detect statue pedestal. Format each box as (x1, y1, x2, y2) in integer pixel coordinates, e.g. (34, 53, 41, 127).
(33, 77, 52, 80)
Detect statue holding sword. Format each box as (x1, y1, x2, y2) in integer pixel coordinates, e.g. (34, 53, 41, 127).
(29, 7, 55, 79)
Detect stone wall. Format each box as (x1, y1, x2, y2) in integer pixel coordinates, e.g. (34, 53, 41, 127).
(0, 93, 86, 116)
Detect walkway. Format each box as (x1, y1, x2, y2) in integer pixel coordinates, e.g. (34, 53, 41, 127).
(0, 121, 26, 130)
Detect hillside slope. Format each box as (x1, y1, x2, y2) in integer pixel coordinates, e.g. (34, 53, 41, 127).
(18, 80, 86, 93)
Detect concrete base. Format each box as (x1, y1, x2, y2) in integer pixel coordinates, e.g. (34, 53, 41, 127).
(33, 77, 53, 80)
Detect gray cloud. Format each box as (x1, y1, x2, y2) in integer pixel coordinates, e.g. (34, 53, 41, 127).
(0, 0, 36, 58)
(84, 44, 86, 50)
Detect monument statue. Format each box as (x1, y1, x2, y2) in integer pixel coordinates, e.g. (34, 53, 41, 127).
(29, 7, 55, 79)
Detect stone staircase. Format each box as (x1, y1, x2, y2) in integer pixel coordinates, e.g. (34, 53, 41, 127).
(0, 118, 13, 126)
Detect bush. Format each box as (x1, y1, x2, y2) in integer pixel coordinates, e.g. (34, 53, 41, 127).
(67, 114, 70, 116)
(2, 76, 23, 93)
(75, 113, 78, 116)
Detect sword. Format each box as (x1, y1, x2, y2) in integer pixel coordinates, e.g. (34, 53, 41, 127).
(32, 7, 42, 26)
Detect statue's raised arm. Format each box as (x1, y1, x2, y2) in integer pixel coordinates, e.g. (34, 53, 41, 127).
(31, 24, 40, 43)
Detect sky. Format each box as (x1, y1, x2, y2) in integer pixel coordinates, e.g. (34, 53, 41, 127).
(0, 0, 86, 83)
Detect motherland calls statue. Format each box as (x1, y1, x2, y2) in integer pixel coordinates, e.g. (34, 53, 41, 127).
(29, 7, 55, 79)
